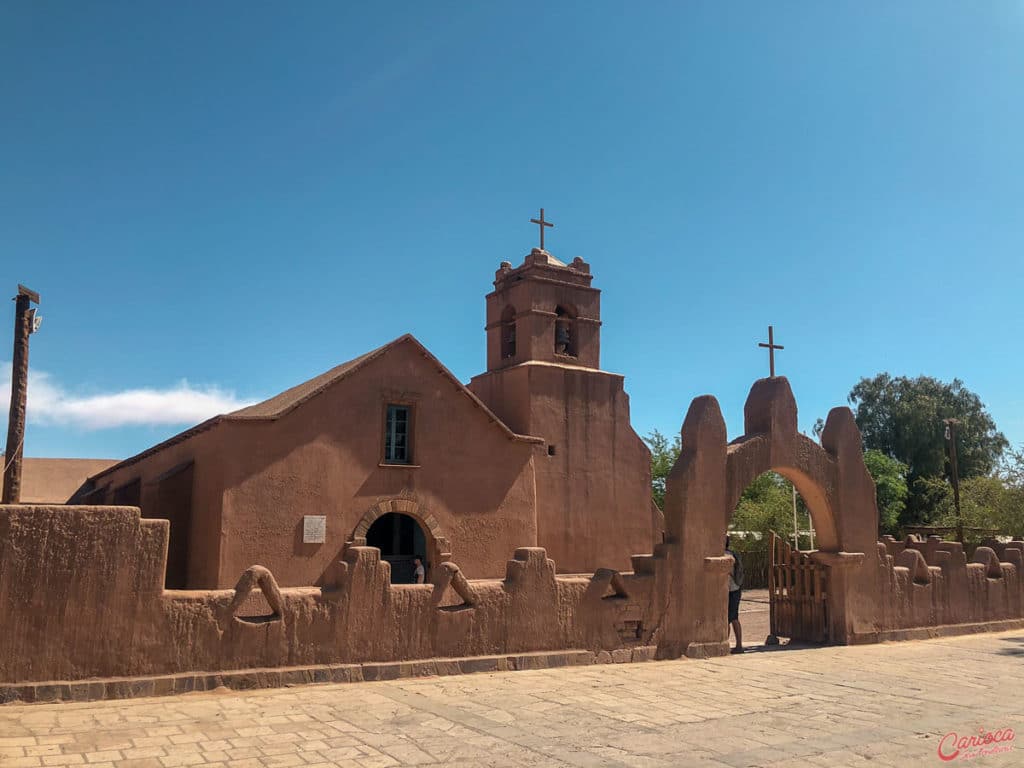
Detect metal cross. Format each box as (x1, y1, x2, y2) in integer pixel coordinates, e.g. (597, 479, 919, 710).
(530, 208, 554, 251)
(758, 325, 784, 377)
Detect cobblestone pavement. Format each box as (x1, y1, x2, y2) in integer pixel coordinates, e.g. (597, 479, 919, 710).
(2, 630, 1022, 768)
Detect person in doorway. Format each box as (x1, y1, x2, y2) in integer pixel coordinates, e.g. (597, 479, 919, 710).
(413, 556, 425, 585)
(725, 536, 744, 653)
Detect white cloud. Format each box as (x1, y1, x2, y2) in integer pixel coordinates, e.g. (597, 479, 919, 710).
(1, 362, 257, 430)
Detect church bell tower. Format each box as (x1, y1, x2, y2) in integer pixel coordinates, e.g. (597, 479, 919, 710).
(468, 214, 656, 575)
(484, 248, 601, 373)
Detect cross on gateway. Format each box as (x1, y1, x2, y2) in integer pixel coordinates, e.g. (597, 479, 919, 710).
(759, 325, 784, 377)
(530, 208, 554, 251)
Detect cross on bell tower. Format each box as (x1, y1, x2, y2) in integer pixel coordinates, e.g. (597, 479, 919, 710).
(758, 325, 784, 378)
(529, 208, 554, 251)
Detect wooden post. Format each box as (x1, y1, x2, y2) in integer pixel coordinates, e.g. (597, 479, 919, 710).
(3, 285, 40, 504)
(791, 483, 799, 550)
(767, 532, 779, 645)
(944, 419, 963, 543)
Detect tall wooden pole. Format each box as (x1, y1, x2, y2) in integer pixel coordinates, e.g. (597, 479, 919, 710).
(3, 285, 40, 504)
(944, 419, 963, 544)
(792, 483, 799, 550)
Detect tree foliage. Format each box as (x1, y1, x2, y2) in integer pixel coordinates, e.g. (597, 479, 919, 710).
(862, 449, 908, 536)
(849, 374, 1007, 526)
(732, 472, 793, 546)
(849, 373, 1007, 479)
(644, 429, 681, 510)
(927, 475, 1024, 542)
(866, 449, 1024, 541)
(730, 472, 816, 551)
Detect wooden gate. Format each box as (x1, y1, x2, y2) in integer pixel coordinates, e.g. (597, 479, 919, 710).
(768, 531, 829, 644)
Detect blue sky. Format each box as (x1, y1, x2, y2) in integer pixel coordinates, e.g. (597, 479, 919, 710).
(2, 2, 1022, 460)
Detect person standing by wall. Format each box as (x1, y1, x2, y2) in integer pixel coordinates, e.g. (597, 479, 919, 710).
(725, 536, 744, 653)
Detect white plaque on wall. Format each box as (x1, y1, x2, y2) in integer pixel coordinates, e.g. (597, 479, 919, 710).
(303, 515, 327, 544)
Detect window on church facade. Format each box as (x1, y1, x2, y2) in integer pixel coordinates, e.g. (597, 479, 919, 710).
(501, 306, 516, 359)
(554, 305, 576, 357)
(383, 404, 413, 464)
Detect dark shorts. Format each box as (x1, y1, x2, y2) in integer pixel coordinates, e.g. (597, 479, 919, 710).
(728, 589, 741, 622)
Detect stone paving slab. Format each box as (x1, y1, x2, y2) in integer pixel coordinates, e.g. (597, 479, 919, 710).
(1, 630, 1022, 768)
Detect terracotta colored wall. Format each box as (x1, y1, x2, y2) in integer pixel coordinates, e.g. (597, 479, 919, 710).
(0, 505, 660, 684)
(0, 506, 168, 682)
(216, 342, 539, 586)
(874, 537, 1024, 633)
(470, 364, 656, 574)
(3, 502, 1024, 685)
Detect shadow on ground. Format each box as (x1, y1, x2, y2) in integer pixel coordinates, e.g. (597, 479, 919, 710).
(998, 635, 1024, 656)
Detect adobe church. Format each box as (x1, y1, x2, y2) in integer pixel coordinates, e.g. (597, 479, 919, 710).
(67, 244, 659, 589)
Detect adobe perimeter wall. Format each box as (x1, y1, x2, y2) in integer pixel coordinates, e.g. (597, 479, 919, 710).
(0, 505, 661, 686)
(0, 506, 169, 682)
(868, 535, 1024, 639)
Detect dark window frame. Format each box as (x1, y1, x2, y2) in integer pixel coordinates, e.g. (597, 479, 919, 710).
(382, 403, 415, 465)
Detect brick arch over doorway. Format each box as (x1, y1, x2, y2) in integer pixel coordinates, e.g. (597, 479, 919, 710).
(656, 377, 879, 659)
(349, 498, 452, 565)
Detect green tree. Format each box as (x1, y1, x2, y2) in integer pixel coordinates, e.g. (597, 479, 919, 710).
(998, 446, 1024, 488)
(954, 447, 1024, 540)
(644, 429, 681, 509)
(862, 449, 908, 536)
(849, 374, 1007, 478)
(931, 476, 1024, 542)
(848, 374, 1007, 525)
(902, 447, 1024, 542)
(730, 472, 816, 550)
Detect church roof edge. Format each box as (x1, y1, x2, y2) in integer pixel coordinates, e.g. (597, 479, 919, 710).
(88, 334, 541, 483)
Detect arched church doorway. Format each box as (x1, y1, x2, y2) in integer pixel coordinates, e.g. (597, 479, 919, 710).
(365, 512, 429, 584)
